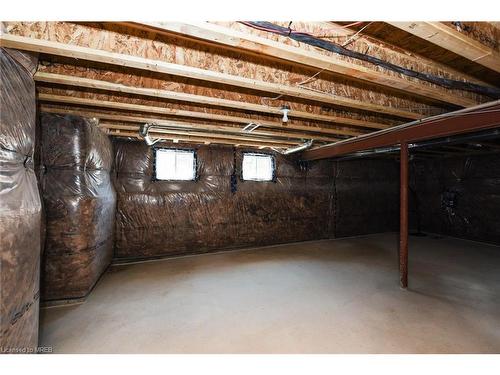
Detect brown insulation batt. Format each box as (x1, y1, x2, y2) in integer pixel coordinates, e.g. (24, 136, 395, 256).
(40, 113, 116, 301)
(113, 140, 336, 260)
(0, 48, 41, 352)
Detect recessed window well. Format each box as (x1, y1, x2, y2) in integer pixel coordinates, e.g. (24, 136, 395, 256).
(154, 148, 196, 181)
(242, 153, 275, 182)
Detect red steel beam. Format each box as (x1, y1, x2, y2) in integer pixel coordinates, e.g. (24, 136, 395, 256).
(399, 142, 409, 289)
(302, 101, 500, 160)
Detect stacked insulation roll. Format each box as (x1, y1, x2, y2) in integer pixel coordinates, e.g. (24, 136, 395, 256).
(0, 48, 41, 352)
(40, 113, 116, 301)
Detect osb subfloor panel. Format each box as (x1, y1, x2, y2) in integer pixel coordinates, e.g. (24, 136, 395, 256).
(40, 233, 500, 353)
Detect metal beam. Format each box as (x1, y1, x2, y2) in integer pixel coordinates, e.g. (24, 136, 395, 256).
(302, 100, 500, 160)
(399, 142, 409, 289)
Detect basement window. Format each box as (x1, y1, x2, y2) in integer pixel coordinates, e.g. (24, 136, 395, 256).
(242, 153, 275, 182)
(154, 148, 196, 181)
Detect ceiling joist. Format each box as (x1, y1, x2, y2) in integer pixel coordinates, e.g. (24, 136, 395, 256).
(124, 22, 479, 108)
(37, 93, 363, 137)
(327, 21, 493, 88)
(39, 105, 334, 143)
(0, 33, 422, 119)
(103, 124, 302, 145)
(34, 72, 391, 130)
(106, 129, 296, 149)
(387, 22, 500, 74)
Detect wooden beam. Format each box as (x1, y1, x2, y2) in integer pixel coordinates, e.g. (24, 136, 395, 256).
(327, 22, 493, 88)
(40, 106, 305, 145)
(34, 72, 391, 130)
(0, 33, 421, 119)
(102, 122, 317, 148)
(124, 22, 478, 108)
(37, 93, 360, 137)
(302, 101, 500, 160)
(104, 123, 303, 145)
(106, 129, 295, 149)
(387, 22, 500, 74)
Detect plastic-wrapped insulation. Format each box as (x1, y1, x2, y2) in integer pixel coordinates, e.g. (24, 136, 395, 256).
(112, 140, 337, 261)
(40, 113, 116, 301)
(0, 48, 41, 352)
(241, 21, 500, 99)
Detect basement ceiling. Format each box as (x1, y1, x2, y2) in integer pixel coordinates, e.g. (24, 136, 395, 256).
(1, 21, 499, 152)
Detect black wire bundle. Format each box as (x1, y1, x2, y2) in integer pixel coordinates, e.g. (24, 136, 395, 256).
(241, 21, 500, 99)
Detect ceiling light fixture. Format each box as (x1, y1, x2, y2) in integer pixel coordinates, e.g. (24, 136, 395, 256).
(280, 105, 291, 123)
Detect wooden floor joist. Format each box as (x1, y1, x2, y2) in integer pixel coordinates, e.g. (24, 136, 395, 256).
(106, 129, 296, 149)
(387, 22, 500, 74)
(0, 33, 422, 119)
(37, 93, 363, 137)
(103, 123, 303, 145)
(35, 72, 391, 130)
(327, 21, 494, 88)
(39, 106, 333, 143)
(124, 22, 479, 108)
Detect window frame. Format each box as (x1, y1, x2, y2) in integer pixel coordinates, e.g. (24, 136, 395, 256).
(152, 147, 198, 182)
(240, 152, 276, 183)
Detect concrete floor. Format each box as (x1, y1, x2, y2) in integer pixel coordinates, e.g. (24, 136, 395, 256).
(40, 233, 500, 353)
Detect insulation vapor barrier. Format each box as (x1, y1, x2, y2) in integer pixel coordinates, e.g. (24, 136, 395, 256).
(113, 140, 401, 261)
(0, 48, 41, 352)
(40, 113, 116, 301)
(411, 153, 500, 245)
(113, 140, 336, 260)
(334, 159, 400, 237)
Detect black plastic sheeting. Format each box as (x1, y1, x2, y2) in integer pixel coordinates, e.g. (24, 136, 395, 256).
(40, 113, 116, 301)
(411, 153, 500, 245)
(242, 21, 500, 99)
(0, 48, 41, 352)
(334, 159, 400, 237)
(113, 140, 336, 260)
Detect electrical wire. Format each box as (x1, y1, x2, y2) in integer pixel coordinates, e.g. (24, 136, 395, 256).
(238, 21, 364, 38)
(260, 93, 284, 106)
(239, 21, 500, 99)
(342, 22, 373, 47)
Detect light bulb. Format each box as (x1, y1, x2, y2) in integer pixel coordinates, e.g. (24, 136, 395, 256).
(280, 105, 290, 123)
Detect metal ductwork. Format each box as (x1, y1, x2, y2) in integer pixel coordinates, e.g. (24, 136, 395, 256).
(278, 139, 314, 155)
(139, 123, 160, 146)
